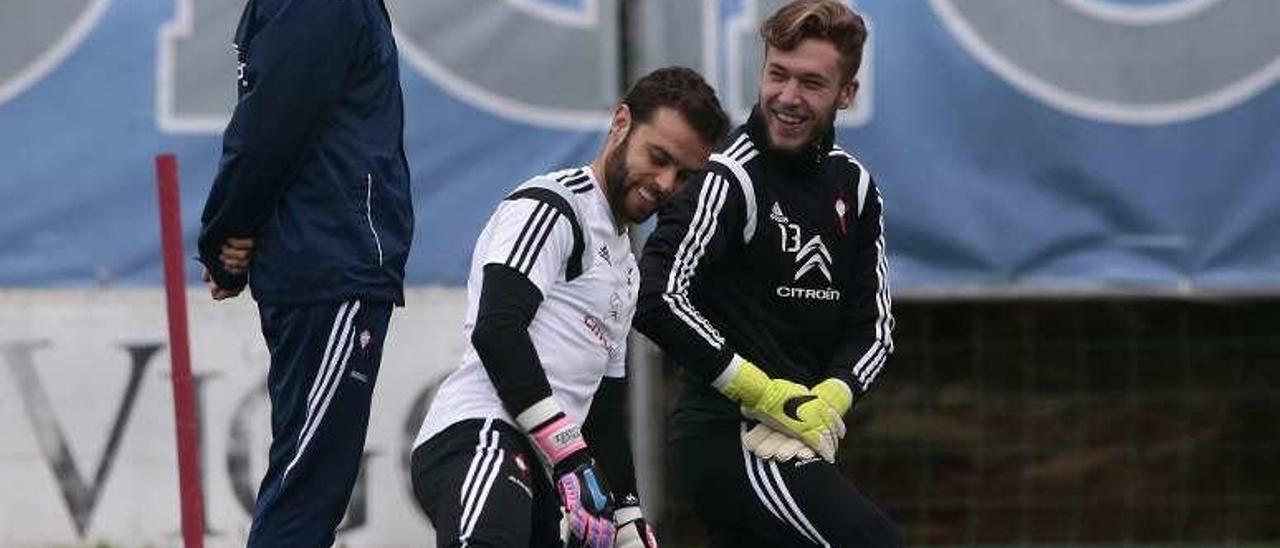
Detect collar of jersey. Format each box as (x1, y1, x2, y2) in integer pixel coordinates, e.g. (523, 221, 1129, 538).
(579, 166, 628, 237)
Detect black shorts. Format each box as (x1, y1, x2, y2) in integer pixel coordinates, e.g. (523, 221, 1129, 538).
(670, 421, 902, 548)
(412, 418, 563, 547)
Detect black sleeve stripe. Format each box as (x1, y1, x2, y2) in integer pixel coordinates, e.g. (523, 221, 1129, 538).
(509, 203, 560, 275)
(555, 168, 585, 183)
(504, 187, 586, 280)
(563, 175, 594, 194)
(556, 169, 594, 194)
(504, 202, 553, 272)
(523, 207, 562, 276)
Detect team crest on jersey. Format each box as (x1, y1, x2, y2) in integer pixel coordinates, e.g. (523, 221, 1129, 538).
(769, 202, 789, 224)
(835, 193, 850, 236)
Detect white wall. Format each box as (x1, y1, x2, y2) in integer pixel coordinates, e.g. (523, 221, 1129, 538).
(0, 288, 469, 547)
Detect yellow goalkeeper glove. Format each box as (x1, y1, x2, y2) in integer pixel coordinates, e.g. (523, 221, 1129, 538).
(811, 378, 853, 439)
(714, 356, 839, 462)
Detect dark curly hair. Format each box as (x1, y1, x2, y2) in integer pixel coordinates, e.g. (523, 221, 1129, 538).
(622, 66, 729, 146)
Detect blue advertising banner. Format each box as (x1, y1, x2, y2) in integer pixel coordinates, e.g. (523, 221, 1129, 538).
(1, 0, 1278, 293)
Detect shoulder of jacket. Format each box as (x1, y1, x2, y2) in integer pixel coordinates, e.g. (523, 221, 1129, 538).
(710, 132, 764, 180)
(703, 132, 766, 244)
(828, 146, 876, 218)
(511, 168, 594, 204)
(506, 169, 594, 279)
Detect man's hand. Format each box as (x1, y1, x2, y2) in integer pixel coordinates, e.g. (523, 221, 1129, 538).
(219, 237, 255, 276)
(741, 422, 815, 462)
(613, 506, 658, 548)
(518, 398, 615, 548)
(203, 268, 243, 301)
(713, 356, 841, 462)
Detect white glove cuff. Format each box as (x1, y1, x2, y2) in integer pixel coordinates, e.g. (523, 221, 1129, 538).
(614, 505, 643, 525)
(711, 354, 750, 392)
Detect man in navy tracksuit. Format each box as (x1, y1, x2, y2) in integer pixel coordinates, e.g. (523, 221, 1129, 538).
(197, 0, 413, 545)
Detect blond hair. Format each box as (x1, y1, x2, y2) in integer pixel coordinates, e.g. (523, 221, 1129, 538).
(760, 0, 868, 82)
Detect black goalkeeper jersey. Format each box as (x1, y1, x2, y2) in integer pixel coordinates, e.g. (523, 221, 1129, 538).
(636, 107, 894, 435)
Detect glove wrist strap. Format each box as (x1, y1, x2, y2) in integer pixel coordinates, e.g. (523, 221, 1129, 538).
(713, 355, 768, 406)
(614, 505, 643, 525)
(517, 396, 586, 469)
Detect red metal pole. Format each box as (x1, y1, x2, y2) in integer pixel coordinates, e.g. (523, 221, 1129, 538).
(155, 153, 206, 548)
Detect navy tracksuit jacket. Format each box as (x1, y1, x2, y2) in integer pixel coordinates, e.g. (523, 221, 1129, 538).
(198, 0, 413, 305)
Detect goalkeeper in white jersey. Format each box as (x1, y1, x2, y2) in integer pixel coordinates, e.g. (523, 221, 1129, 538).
(411, 67, 728, 548)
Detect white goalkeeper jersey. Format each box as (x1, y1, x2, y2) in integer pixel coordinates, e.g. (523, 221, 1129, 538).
(414, 166, 637, 447)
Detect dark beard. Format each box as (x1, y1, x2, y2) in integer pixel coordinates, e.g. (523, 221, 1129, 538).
(604, 133, 632, 225)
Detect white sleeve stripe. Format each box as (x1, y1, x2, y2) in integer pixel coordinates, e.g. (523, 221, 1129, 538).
(856, 164, 870, 217)
(874, 193, 894, 353)
(856, 346, 888, 387)
(852, 341, 883, 377)
(723, 133, 750, 158)
(670, 175, 723, 302)
(844, 193, 894, 392)
(710, 153, 758, 244)
(666, 176, 729, 347)
(672, 176, 729, 341)
(663, 173, 729, 348)
(731, 143, 757, 163)
(861, 352, 889, 388)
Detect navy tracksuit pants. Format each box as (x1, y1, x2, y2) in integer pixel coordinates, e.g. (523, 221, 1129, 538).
(248, 299, 393, 547)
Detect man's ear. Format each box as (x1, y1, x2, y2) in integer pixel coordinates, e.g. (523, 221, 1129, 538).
(609, 104, 633, 145)
(837, 79, 858, 110)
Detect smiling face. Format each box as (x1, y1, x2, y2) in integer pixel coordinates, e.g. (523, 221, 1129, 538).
(758, 38, 857, 153)
(601, 105, 713, 225)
